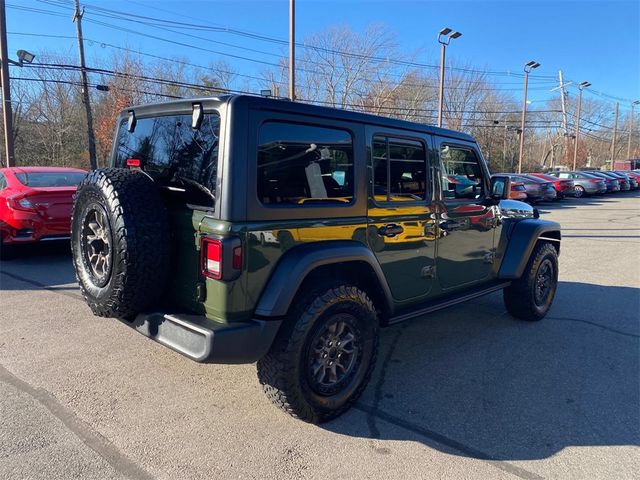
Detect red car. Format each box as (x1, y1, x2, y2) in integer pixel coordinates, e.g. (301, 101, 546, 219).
(0, 167, 87, 246)
(528, 172, 575, 198)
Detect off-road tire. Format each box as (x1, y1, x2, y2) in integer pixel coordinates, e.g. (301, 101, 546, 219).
(503, 241, 558, 321)
(257, 284, 379, 423)
(71, 168, 170, 318)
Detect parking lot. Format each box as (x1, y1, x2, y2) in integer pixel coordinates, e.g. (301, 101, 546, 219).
(1, 192, 638, 480)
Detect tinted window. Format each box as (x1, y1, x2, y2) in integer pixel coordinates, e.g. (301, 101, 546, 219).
(15, 172, 86, 187)
(258, 122, 353, 205)
(0, 173, 6, 190)
(114, 113, 220, 208)
(440, 145, 485, 199)
(372, 136, 427, 201)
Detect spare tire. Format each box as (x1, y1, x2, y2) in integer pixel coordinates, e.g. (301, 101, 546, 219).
(71, 168, 170, 318)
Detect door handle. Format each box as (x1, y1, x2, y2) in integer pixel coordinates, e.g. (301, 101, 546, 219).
(378, 224, 404, 237)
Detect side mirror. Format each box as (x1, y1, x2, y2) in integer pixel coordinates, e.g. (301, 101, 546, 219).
(490, 176, 511, 201)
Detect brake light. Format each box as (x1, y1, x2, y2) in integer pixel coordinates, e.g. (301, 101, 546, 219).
(589, 179, 600, 183)
(7, 194, 35, 211)
(201, 238, 222, 279)
(200, 236, 243, 280)
(126, 158, 141, 168)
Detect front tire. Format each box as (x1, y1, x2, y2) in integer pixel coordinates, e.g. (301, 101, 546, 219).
(503, 242, 558, 321)
(574, 185, 586, 198)
(257, 284, 379, 423)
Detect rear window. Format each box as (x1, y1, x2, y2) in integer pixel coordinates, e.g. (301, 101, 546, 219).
(15, 172, 86, 187)
(114, 112, 220, 208)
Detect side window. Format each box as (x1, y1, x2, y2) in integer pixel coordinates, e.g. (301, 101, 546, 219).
(372, 136, 427, 201)
(440, 145, 485, 200)
(0, 173, 6, 190)
(257, 122, 354, 205)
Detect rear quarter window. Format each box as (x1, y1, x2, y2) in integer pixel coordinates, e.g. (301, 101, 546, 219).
(257, 122, 354, 206)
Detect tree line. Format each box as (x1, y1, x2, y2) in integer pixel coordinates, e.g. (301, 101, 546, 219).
(2, 25, 636, 172)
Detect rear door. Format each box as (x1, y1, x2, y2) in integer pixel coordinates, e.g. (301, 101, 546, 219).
(434, 139, 498, 290)
(365, 126, 437, 304)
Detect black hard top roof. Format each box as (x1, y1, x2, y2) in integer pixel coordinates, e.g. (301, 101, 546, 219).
(125, 94, 476, 143)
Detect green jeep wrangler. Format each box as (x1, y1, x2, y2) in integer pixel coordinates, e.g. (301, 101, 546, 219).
(71, 95, 560, 423)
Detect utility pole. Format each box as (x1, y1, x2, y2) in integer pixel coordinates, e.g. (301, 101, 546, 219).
(558, 70, 569, 163)
(288, 0, 295, 101)
(610, 101, 618, 170)
(572, 81, 590, 170)
(0, 0, 15, 167)
(627, 100, 639, 160)
(73, 0, 97, 170)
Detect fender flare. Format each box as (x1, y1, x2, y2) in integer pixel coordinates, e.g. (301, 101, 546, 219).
(254, 240, 394, 317)
(498, 219, 561, 279)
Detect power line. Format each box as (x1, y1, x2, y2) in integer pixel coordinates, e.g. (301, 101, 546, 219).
(36, 0, 560, 80)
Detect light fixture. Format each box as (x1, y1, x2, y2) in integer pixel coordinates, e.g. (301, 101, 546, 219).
(438, 27, 462, 45)
(16, 50, 35, 65)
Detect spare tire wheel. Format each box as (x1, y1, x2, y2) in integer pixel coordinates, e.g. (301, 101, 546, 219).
(71, 168, 170, 318)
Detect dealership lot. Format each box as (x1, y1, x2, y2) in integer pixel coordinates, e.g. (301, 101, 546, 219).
(1, 193, 638, 480)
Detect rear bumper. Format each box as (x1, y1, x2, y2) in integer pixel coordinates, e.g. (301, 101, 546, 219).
(124, 312, 282, 364)
(1, 216, 71, 244)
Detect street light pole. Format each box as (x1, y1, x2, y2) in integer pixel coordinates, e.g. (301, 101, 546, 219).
(437, 27, 461, 128)
(627, 100, 639, 160)
(288, 0, 295, 101)
(517, 60, 540, 173)
(0, 0, 15, 167)
(572, 81, 590, 170)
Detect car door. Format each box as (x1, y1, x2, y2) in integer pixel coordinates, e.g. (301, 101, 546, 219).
(366, 127, 437, 304)
(434, 139, 497, 290)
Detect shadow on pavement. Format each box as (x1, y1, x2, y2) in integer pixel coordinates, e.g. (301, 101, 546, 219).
(325, 281, 640, 462)
(0, 241, 77, 290)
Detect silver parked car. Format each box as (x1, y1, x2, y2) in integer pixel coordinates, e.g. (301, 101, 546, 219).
(556, 171, 606, 197)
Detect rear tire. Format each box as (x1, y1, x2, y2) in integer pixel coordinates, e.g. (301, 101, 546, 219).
(257, 284, 379, 423)
(574, 185, 586, 198)
(504, 242, 558, 321)
(71, 168, 170, 318)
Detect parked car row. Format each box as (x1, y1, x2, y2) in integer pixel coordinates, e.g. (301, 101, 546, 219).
(495, 170, 639, 203)
(1, 165, 637, 253)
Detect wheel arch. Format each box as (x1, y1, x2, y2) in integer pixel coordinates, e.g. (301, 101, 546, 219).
(254, 241, 394, 322)
(498, 219, 561, 280)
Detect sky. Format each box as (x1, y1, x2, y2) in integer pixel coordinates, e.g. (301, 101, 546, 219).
(5, 0, 640, 112)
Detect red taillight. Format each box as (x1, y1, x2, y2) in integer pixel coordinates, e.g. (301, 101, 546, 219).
(126, 158, 141, 168)
(589, 179, 600, 183)
(201, 238, 222, 279)
(200, 237, 242, 280)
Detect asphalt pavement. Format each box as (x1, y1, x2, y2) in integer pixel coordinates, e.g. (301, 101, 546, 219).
(1, 192, 639, 480)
